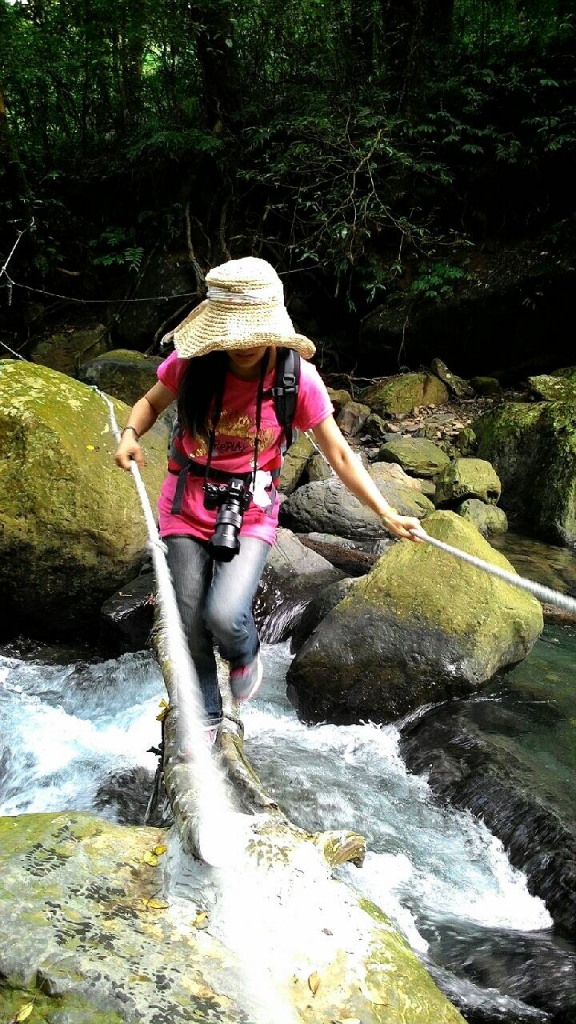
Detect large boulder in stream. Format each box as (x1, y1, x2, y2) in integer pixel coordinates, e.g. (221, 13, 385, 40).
(0, 361, 168, 637)
(0, 811, 465, 1024)
(287, 511, 543, 724)
(474, 401, 576, 546)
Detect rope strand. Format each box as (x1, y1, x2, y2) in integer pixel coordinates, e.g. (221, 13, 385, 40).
(411, 526, 576, 615)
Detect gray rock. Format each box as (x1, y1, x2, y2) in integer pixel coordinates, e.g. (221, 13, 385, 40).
(457, 498, 508, 536)
(279, 475, 433, 540)
(254, 528, 343, 642)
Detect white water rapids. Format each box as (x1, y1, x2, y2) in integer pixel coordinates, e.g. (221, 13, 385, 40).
(0, 640, 563, 1022)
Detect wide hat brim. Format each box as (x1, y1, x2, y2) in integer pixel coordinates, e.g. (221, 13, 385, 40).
(169, 298, 316, 360)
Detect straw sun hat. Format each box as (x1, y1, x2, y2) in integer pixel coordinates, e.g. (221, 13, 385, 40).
(169, 257, 316, 360)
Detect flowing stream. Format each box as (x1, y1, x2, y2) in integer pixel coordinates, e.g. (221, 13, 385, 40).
(1, 604, 575, 1023)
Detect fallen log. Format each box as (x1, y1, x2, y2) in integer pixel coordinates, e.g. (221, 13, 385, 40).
(153, 620, 466, 1024)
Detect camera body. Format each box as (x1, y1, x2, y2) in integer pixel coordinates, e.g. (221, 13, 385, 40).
(203, 478, 253, 562)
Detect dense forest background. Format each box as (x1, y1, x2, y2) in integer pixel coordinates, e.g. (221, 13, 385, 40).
(0, 0, 575, 378)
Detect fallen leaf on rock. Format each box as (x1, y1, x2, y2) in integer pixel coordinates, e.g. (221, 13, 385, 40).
(142, 851, 159, 866)
(12, 1004, 34, 1023)
(308, 972, 321, 996)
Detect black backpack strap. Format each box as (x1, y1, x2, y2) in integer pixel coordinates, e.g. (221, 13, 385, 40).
(263, 347, 301, 449)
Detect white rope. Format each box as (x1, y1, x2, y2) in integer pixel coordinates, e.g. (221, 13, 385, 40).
(95, 387, 240, 863)
(411, 526, 576, 615)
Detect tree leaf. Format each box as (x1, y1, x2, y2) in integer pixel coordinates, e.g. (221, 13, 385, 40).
(307, 972, 321, 996)
(142, 851, 158, 866)
(14, 1004, 34, 1022)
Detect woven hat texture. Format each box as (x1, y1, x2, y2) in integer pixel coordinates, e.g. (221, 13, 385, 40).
(170, 257, 315, 360)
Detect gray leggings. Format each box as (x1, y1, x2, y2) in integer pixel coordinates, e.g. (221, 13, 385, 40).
(165, 534, 270, 722)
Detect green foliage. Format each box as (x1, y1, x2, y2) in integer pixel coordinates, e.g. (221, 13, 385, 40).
(0, 0, 574, 307)
(411, 262, 467, 302)
(92, 228, 144, 272)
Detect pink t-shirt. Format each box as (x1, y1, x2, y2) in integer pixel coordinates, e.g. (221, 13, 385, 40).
(157, 350, 334, 545)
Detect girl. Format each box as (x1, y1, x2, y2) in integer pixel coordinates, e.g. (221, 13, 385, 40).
(115, 257, 420, 739)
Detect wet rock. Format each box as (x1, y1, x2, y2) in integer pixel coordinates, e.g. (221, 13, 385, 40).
(362, 373, 449, 417)
(430, 358, 474, 399)
(0, 361, 168, 639)
(474, 401, 576, 546)
(287, 512, 542, 724)
(99, 572, 155, 654)
(376, 437, 451, 478)
(279, 474, 434, 540)
(457, 498, 508, 536)
(254, 527, 344, 642)
(399, 694, 576, 939)
(435, 458, 501, 507)
(290, 578, 356, 654)
(78, 349, 162, 406)
(93, 766, 157, 825)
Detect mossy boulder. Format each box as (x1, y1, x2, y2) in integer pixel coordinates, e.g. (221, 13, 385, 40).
(362, 373, 449, 417)
(473, 401, 576, 546)
(0, 811, 465, 1024)
(0, 361, 168, 637)
(326, 387, 352, 412)
(79, 349, 162, 406)
(527, 373, 576, 402)
(287, 511, 542, 723)
(457, 498, 508, 536)
(435, 457, 501, 506)
(430, 358, 474, 399)
(30, 327, 108, 377)
(376, 437, 451, 478)
(278, 432, 315, 494)
(470, 376, 502, 396)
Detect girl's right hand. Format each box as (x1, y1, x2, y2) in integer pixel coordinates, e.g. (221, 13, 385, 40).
(115, 435, 145, 470)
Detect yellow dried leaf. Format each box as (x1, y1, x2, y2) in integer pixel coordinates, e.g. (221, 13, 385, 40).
(144, 898, 169, 911)
(153, 844, 167, 857)
(15, 1004, 34, 1022)
(86, 444, 95, 451)
(193, 911, 208, 928)
(307, 972, 321, 997)
(156, 699, 170, 721)
(142, 851, 158, 867)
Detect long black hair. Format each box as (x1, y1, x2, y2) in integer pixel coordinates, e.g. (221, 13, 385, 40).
(177, 351, 229, 441)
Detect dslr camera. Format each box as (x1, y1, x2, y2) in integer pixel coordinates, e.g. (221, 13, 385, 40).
(203, 478, 252, 562)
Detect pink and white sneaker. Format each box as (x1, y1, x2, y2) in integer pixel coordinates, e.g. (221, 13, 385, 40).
(229, 654, 263, 704)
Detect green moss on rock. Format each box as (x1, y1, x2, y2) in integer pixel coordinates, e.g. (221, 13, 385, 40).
(0, 361, 169, 632)
(474, 401, 576, 545)
(362, 373, 449, 416)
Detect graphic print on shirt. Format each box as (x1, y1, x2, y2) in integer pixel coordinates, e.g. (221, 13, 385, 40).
(185, 410, 276, 460)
